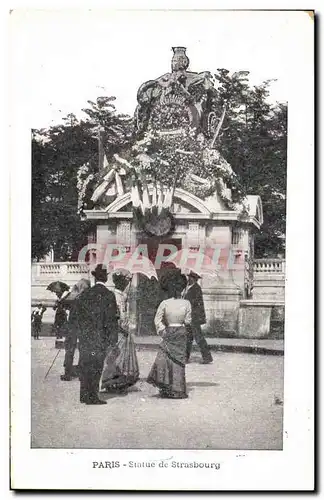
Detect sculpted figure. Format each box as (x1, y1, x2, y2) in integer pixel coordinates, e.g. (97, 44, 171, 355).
(135, 47, 217, 135)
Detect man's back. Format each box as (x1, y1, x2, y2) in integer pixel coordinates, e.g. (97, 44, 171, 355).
(184, 283, 206, 325)
(77, 284, 118, 352)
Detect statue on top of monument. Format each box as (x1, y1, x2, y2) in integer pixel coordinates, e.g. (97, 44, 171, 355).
(135, 47, 218, 137)
(81, 47, 249, 236)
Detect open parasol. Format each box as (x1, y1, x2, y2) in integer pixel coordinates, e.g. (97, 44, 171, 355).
(46, 281, 70, 296)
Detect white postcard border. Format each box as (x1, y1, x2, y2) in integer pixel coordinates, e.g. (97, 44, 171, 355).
(9, 6, 314, 491)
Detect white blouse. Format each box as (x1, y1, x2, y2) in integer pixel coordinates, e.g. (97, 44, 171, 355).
(154, 298, 192, 334)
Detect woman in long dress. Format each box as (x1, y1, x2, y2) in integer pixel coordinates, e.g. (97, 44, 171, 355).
(100, 272, 139, 392)
(147, 273, 191, 399)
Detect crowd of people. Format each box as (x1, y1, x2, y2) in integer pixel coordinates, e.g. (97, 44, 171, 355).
(32, 264, 213, 405)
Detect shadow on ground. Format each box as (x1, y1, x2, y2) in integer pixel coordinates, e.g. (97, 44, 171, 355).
(187, 381, 220, 387)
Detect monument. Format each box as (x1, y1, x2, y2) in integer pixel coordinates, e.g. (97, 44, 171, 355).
(80, 47, 263, 336)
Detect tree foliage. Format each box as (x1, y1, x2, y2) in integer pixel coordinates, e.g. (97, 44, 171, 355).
(213, 69, 287, 257)
(32, 101, 132, 261)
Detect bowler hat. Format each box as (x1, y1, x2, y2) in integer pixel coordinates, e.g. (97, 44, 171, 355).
(91, 264, 108, 281)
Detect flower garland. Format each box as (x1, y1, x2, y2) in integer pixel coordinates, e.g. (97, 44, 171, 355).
(149, 102, 191, 131)
(129, 126, 247, 211)
(76, 162, 94, 212)
(84, 101, 249, 228)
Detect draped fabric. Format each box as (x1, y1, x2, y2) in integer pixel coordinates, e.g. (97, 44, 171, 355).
(147, 298, 192, 398)
(100, 333, 139, 390)
(159, 326, 188, 367)
(100, 288, 139, 391)
(147, 326, 187, 396)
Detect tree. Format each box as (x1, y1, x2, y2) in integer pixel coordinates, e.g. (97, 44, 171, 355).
(81, 97, 133, 156)
(213, 70, 287, 256)
(31, 100, 132, 261)
(32, 133, 52, 260)
(32, 120, 97, 261)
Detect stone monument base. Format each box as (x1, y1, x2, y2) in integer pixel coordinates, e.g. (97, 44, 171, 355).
(238, 300, 285, 339)
(202, 286, 242, 337)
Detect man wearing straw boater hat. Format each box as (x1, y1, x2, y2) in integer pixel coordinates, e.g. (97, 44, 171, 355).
(182, 271, 213, 364)
(75, 264, 119, 405)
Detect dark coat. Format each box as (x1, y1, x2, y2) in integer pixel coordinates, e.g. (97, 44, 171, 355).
(53, 302, 67, 327)
(74, 284, 119, 363)
(31, 309, 43, 325)
(64, 300, 79, 350)
(183, 282, 206, 325)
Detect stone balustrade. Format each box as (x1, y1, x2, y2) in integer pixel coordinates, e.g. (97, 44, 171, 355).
(32, 262, 89, 279)
(31, 262, 91, 306)
(31, 258, 286, 310)
(253, 259, 285, 274)
(32, 259, 285, 285)
(33, 259, 286, 277)
(252, 259, 285, 301)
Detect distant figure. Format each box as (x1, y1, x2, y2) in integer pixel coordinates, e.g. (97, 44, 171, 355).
(75, 265, 119, 405)
(147, 273, 191, 399)
(182, 271, 213, 364)
(31, 304, 46, 339)
(60, 279, 91, 381)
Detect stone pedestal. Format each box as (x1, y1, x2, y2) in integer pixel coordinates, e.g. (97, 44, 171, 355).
(238, 300, 285, 339)
(202, 286, 242, 337)
(252, 275, 285, 301)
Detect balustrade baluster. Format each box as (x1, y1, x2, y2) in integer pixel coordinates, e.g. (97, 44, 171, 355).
(253, 258, 285, 274)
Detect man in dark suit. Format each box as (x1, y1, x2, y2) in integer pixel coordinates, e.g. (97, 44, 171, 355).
(182, 271, 213, 364)
(75, 264, 119, 405)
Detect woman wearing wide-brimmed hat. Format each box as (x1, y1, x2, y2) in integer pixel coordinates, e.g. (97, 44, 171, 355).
(147, 271, 191, 399)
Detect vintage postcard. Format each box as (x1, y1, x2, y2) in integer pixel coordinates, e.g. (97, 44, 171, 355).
(10, 6, 314, 491)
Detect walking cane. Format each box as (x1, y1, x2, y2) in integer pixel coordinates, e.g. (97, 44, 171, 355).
(44, 349, 62, 380)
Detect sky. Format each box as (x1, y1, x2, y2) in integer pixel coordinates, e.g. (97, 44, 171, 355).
(9, 9, 307, 129)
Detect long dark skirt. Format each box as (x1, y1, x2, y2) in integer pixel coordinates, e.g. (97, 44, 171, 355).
(147, 326, 187, 399)
(100, 333, 139, 392)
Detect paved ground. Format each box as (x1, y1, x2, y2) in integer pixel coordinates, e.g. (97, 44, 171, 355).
(31, 338, 284, 450)
(36, 322, 284, 354)
(133, 336, 284, 355)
